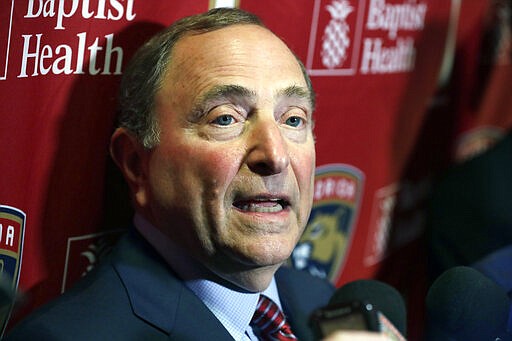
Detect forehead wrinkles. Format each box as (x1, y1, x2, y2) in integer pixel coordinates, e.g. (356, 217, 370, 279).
(168, 25, 301, 75)
(161, 25, 309, 109)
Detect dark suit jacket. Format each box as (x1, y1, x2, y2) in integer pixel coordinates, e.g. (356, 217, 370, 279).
(6, 230, 334, 340)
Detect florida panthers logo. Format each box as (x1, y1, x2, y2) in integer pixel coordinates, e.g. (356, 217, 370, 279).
(290, 164, 364, 282)
(0, 205, 26, 336)
(293, 208, 348, 278)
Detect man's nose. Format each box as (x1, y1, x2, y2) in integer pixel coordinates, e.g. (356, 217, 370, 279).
(245, 119, 290, 175)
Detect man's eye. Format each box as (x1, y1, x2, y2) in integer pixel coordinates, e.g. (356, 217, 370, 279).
(212, 115, 235, 126)
(285, 116, 304, 127)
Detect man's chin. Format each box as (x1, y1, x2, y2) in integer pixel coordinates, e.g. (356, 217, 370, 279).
(203, 258, 282, 292)
(214, 245, 289, 268)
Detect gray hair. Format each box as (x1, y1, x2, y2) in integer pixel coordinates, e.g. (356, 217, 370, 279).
(116, 7, 315, 149)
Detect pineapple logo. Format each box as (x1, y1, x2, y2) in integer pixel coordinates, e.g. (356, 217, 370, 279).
(61, 230, 125, 293)
(80, 236, 116, 277)
(321, 0, 354, 69)
(0, 0, 16, 80)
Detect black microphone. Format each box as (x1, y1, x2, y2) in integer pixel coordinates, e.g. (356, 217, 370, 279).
(310, 279, 407, 340)
(426, 266, 512, 341)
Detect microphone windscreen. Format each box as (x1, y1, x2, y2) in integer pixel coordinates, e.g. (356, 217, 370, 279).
(330, 279, 407, 336)
(426, 266, 510, 340)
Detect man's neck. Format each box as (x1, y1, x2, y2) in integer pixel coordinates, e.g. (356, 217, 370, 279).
(133, 212, 281, 292)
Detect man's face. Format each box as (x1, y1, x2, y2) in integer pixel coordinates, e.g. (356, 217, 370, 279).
(141, 24, 315, 284)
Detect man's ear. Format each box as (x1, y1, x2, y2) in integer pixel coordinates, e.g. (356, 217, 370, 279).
(110, 128, 150, 208)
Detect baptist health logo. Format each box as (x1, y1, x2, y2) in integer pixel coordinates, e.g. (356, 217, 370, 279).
(307, 0, 427, 76)
(0, 0, 15, 80)
(1, 0, 136, 80)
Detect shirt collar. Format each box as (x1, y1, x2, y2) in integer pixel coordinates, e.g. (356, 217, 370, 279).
(134, 213, 283, 341)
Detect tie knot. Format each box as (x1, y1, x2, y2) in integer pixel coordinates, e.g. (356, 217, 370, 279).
(251, 295, 298, 340)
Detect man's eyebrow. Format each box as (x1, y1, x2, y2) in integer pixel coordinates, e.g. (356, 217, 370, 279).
(190, 84, 314, 120)
(192, 84, 256, 117)
(276, 85, 315, 109)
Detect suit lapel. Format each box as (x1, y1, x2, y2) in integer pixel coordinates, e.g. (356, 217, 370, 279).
(111, 231, 234, 340)
(168, 291, 235, 341)
(276, 267, 334, 341)
(277, 271, 316, 341)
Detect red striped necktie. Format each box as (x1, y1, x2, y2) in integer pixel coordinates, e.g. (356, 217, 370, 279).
(250, 294, 298, 341)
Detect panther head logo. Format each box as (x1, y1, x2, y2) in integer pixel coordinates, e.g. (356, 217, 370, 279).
(292, 208, 347, 279)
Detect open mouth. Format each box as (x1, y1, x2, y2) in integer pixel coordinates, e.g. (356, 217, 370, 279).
(233, 198, 290, 213)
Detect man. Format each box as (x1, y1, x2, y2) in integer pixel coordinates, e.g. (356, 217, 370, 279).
(6, 8, 334, 340)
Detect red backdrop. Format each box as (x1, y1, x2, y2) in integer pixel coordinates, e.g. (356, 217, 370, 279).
(1, 0, 510, 339)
